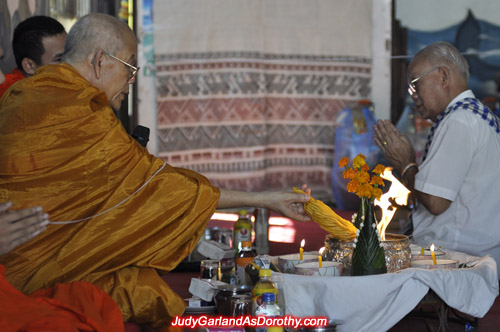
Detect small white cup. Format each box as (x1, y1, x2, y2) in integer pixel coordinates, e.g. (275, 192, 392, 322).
(294, 261, 343, 277)
(411, 249, 445, 261)
(277, 254, 317, 274)
(410, 259, 459, 270)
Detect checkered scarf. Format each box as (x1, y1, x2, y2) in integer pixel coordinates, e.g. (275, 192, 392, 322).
(422, 97, 500, 162)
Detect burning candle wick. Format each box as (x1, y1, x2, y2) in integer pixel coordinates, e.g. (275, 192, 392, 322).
(430, 244, 437, 265)
(319, 247, 324, 268)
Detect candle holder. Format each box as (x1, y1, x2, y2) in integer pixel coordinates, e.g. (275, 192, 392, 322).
(323, 233, 411, 275)
(410, 259, 459, 270)
(277, 254, 317, 274)
(294, 261, 343, 277)
(411, 248, 445, 261)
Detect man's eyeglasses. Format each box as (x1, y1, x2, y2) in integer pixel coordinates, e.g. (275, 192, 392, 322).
(104, 52, 140, 81)
(408, 66, 440, 96)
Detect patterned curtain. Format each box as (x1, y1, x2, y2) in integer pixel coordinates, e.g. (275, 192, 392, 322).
(153, 0, 372, 202)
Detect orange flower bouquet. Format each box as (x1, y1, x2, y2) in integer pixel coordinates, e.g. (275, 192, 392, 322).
(339, 153, 387, 276)
(338, 154, 385, 202)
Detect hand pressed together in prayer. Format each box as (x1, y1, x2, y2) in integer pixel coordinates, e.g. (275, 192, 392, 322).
(373, 119, 416, 174)
(0, 202, 49, 256)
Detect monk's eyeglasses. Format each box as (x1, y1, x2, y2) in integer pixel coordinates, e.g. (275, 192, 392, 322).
(408, 66, 441, 96)
(104, 52, 140, 81)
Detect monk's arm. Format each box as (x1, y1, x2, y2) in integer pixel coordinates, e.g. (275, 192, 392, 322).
(217, 188, 311, 222)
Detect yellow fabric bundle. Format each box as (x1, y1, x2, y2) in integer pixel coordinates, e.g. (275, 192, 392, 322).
(293, 188, 356, 241)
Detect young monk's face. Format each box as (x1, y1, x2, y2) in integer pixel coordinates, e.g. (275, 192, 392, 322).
(40, 32, 67, 66)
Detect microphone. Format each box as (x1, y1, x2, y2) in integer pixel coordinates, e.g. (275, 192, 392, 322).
(131, 125, 150, 147)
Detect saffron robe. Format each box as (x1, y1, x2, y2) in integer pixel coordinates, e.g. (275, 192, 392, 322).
(0, 63, 220, 326)
(0, 265, 124, 332)
(0, 68, 25, 99)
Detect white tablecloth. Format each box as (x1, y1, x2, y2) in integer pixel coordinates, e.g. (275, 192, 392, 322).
(280, 249, 499, 332)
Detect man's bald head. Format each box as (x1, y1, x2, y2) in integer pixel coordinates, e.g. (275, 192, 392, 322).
(62, 13, 136, 65)
(62, 13, 138, 111)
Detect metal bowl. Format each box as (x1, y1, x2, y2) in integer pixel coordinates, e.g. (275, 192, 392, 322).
(323, 233, 411, 275)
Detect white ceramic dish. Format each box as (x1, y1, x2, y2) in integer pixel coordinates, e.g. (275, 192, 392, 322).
(294, 261, 343, 277)
(277, 254, 317, 274)
(410, 259, 459, 270)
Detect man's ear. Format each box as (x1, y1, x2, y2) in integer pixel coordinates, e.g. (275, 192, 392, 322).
(440, 66, 451, 88)
(90, 49, 105, 80)
(21, 58, 37, 75)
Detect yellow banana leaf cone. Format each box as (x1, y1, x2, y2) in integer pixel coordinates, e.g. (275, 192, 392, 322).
(293, 187, 357, 241)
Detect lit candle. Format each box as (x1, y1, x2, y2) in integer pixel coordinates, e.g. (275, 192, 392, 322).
(300, 239, 305, 260)
(421, 247, 425, 256)
(430, 244, 437, 265)
(318, 247, 325, 268)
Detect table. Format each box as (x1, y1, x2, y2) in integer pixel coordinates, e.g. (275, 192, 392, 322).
(279, 250, 499, 332)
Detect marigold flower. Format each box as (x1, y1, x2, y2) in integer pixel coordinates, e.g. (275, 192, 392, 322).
(371, 187, 383, 200)
(338, 157, 349, 168)
(370, 175, 385, 187)
(361, 164, 370, 172)
(347, 178, 360, 193)
(343, 168, 356, 179)
(373, 164, 386, 175)
(355, 170, 370, 184)
(352, 154, 367, 169)
(356, 184, 373, 198)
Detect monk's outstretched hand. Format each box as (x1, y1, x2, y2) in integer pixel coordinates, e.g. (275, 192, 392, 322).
(265, 191, 312, 222)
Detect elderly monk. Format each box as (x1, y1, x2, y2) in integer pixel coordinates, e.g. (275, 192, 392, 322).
(374, 42, 500, 276)
(0, 13, 311, 326)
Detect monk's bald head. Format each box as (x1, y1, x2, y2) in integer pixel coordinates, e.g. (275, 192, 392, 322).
(62, 13, 136, 65)
(62, 13, 138, 111)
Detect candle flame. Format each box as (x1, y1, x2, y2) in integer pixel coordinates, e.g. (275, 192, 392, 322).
(375, 167, 411, 240)
(300, 239, 305, 247)
(319, 247, 325, 255)
(430, 244, 437, 265)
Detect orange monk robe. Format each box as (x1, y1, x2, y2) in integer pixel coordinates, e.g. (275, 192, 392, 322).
(0, 63, 220, 326)
(0, 265, 124, 332)
(0, 68, 25, 98)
